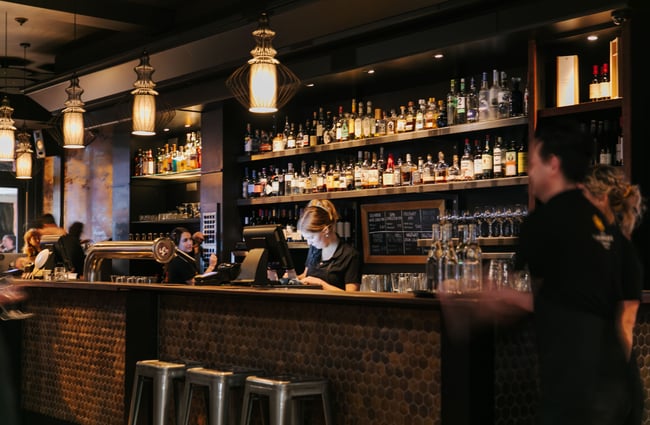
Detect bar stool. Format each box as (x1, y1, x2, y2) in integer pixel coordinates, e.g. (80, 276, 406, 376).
(180, 366, 263, 425)
(240, 375, 333, 425)
(127, 359, 188, 425)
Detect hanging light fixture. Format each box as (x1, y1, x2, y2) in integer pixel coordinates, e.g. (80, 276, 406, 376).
(132, 50, 157, 136)
(15, 42, 32, 179)
(62, 11, 85, 148)
(0, 12, 15, 161)
(226, 12, 300, 113)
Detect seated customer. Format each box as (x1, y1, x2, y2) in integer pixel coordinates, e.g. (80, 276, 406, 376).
(16, 228, 41, 270)
(37, 213, 66, 237)
(166, 227, 217, 284)
(296, 199, 360, 291)
(1, 234, 15, 253)
(58, 222, 86, 276)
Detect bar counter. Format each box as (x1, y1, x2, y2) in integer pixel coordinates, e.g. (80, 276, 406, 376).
(8, 280, 650, 425)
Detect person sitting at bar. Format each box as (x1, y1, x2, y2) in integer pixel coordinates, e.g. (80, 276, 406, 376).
(15, 228, 41, 270)
(58, 222, 86, 277)
(296, 199, 360, 291)
(1, 234, 15, 253)
(166, 227, 217, 284)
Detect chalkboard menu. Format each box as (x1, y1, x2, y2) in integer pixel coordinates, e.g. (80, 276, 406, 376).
(361, 200, 445, 264)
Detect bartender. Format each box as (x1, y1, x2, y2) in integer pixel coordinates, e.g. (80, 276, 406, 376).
(166, 227, 217, 284)
(296, 199, 360, 291)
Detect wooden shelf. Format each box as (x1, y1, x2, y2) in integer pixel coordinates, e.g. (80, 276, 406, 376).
(131, 169, 201, 181)
(537, 98, 622, 118)
(237, 116, 528, 163)
(237, 176, 528, 206)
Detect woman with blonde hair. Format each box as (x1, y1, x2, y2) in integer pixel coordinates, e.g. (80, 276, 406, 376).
(296, 199, 360, 291)
(16, 228, 42, 270)
(582, 164, 646, 425)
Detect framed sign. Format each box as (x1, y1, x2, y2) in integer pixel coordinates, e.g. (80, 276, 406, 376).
(361, 199, 445, 264)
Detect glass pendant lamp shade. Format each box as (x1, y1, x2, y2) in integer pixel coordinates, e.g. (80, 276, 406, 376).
(132, 51, 158, 135)
(15, 130, 32, 179)
(62, 76, 86, 148)
(226, 13, 300, 113)
(0, 96, 16, 161)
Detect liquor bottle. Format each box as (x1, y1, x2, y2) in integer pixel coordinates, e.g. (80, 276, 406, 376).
(497, 71, 511, 119)
(446, 79, 457, 126)
(396, 106, 407, 133)
(425, 223, 443, 292)
(360, 151, 371, 189)
(460, 138, 474, 180)
(354, 101, 363, 139)
(286, 123, 296, 149)
(368, 152, 380, 188)
(599, 63, 610, 100)
(243, 123, 253, 154)
(434, 151, 448, 183)
(259, 130, 272, 152)
(323, 111, 334, 144)
(488, 69, 500, 120)
(386, 109, 397, 135)
(374, 108, 386, 137)
(505, 139, 518, 177)
(401, 153, 414, 186)
(456, 78, 467, 124)
(308, 115, 317, 147)
(424, 97, 437, 129)
(284, 163, 294, 195)
(316, 107, 325, 144)
(436, 100, 447, 128)
(415, 99, 426, 130)
(345, 157, 355, 190)
(517, 141, 528, 176)
(326, 163, 336, 192)
(467, 77, 479, 123)
(382, 153, 396, 187)
(478, 71, 490, 121)
(354, 151, 364, 190)
(460, 222, 482, 292)
(589, 65, 600, 101)
(377, 146, 386, 187)
(412, 156, 423, 185)
(510, 77, 524, 116)
(134, 148, 143, 176)
(335, 106, 345, 142)
(363, 101, 374, 138)
(448, 154, 461, 181)
(242, 167, 250, 199)
(481, 135, 493, 179)
(492, 136, 503, 178)
(348, 99, 357, 140)
(405, 101, 416, 132)
(473, 138, 483, 179)
(422, 153, 435, 184)
(615, 119, 624, 166)
(440, 222, 459, 293)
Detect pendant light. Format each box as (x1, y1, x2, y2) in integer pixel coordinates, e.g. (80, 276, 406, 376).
(15, 42, 32, 179)
(62, 12, 85, 148)
(226, 12, 300, 113)
(132, 50, 157, 135)
(0, 12, 16, 161)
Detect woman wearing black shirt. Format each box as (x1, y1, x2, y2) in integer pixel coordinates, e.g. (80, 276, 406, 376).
(296, 199, 360, 291)
(166, 227, 217, 284)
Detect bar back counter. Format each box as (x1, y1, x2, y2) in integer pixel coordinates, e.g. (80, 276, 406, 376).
(9, 281, 650, 425)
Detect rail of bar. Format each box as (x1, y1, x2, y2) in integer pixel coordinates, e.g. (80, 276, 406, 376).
(83, 238, 178, 282)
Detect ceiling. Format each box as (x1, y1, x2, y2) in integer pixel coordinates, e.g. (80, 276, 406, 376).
(0, 0, 627, 141)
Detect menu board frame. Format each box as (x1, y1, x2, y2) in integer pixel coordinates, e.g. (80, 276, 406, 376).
(360, 199, 445, 264)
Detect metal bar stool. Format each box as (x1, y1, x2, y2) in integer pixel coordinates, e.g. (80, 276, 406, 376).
(180, 366, 264, 425)
(240, 375, 333, 425)
(127, 359, 188, 425)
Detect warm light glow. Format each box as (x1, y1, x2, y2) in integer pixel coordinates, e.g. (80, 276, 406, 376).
(0, 96, 16, 162)
(249, 62, 277, 113)
(63, 110, 85, 148)
(15, 130, 33, 179)
(62, 76, 86, 148)
(132, 51, 158, 135)
(132, 93, 156, 135)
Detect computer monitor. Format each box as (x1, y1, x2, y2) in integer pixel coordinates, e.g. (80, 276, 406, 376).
(233, 224, 296, 285)
(39, 234, 74, 271)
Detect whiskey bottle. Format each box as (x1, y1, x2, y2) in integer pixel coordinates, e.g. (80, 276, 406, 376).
(460, 138, 474, 180)
(412, 156, 423, 185)
(505, 140, 518, 177)
(354, 101, 363, 139)
(348, 99, 357, 140)
(434, 151, 448, 183)
(517, 141, 528, 176)
(363, 101, 374, 138)
(401, 153, 413, 186)
(424, 97, 437, 129)
(473, 139, 483, 179)
(243, 123, 253, 154)
(492, 136, 503, 178)
(396, 106, 407, 133)
(374, 108, 386, 137)
(316, 107, 325, 144)
(422, 153, 435, 185)
(481, 135, 493, 179)
(382, 153, 396, 187)
(448, 155, 461, 181)
(415, 99, 426, 131)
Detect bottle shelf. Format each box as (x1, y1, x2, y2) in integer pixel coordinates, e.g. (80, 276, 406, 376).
(132, 169, 201, 181)
(237, 176, 528, 206)
(537, 98, 621, 118)
(131, 218, 200, 225)
(237, 116, 528, 163)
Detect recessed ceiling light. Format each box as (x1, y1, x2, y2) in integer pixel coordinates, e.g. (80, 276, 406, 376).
(305, 83, 314, 87)
(163, 128, 170, 132)
(434, 53, 444, 59)
(366, 69, 375, 74)
(587, 35, 598, 41)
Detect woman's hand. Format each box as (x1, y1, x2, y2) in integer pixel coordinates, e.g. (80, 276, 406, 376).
(205, 253, 218, 273)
